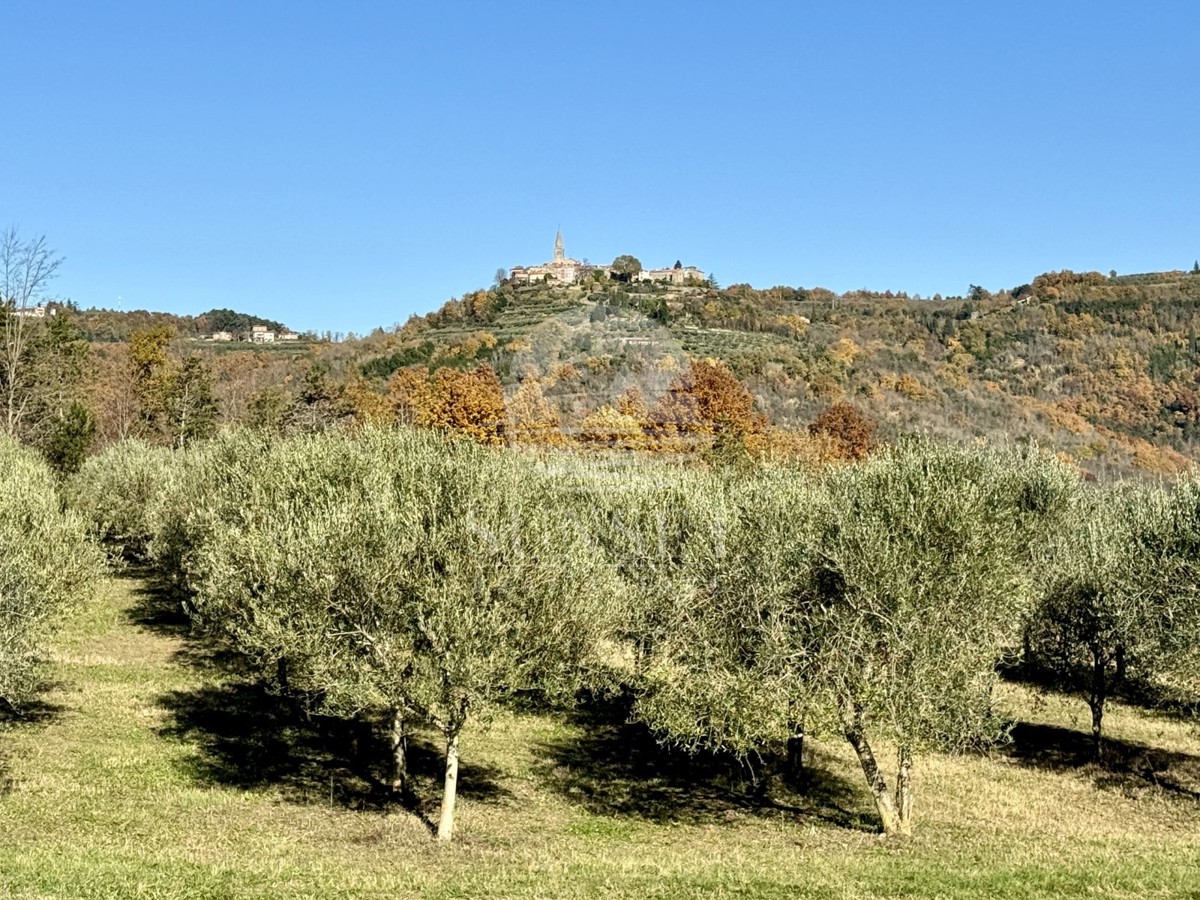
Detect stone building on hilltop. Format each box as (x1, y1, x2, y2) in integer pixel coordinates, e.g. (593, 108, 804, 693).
(509, 232, 703, 287)
(637, 265, 706, 286)
(509, 230, 598, 285)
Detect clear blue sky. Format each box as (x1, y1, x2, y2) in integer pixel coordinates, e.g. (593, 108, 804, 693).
(5, 1, 1199, 335)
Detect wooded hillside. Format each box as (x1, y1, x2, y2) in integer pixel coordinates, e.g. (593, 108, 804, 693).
(12, 267, 1200, 477)
(347, 266, 1200, 477)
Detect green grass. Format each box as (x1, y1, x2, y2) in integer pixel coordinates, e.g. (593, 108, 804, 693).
(0, 575, 1198, 898)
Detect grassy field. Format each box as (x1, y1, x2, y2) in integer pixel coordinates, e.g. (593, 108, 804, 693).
(0, 575, 1197, 899)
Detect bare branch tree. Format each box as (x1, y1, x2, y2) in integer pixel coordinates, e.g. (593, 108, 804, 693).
(1, 228, 64, 436)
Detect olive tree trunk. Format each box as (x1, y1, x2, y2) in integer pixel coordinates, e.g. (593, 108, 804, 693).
(276, 657, 291, 694)
(436, 732, 460, 842)
(895, 744, 913, 832)
(1088, 650, 1108, 761)
(843, 701, 908, 836)
(785, 730, 805, 789)
(390, 709, 407, 794)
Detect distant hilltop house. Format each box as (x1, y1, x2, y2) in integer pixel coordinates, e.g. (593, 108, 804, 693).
(208, 326, 300, 343)
(635, 265, 705, 286)
(508, 232, 704, 286)
(249, 326, 298, 343)
(11, 304, 55, 319)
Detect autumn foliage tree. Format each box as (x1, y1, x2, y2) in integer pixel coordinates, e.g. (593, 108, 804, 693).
(126, 327, 218, 448)
(343, 372, 395, 427)
(506, 379, 564, 446)
(387, 365, 435, 427)
(616, 386, 648, 423)
(579, 405, 645, 451)
(128, 326, 176, 436)
(645, 359, 762, 453)
(429, 365, 506, 445)
(809, 402, 876, 461)
(386, 364, 505, 445)
(644, 385, 703, 453)
(688, 358, 763, 434)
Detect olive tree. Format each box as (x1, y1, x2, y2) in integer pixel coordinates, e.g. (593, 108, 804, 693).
(563, 460, 829, 789)
(624, 442, 1075, 836)
(630, 466, 821, 774)
(0, 437, 102, 707)
(1028, 479, 1200, 758)
(67, 439, 177, 559)
(799, 442, 1076, 835)
(1156, 474, 1200, 691)
(184, 428, 622, 841)
(549, 457, 735, 680)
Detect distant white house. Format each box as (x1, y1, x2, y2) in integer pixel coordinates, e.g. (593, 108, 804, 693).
(12, 305, 53, 319)
(279, 332, 300, 341)
(248, 325, 276, 344)
(210, 331, 234, 342)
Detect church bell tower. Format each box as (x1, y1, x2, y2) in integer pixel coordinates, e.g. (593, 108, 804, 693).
(554, 229, 565, 262)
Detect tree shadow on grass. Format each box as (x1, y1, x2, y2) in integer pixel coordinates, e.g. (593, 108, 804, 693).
(120, 567, 190, 637)
(1111, 679, 1200, 724)
(1004, 721, 1200, 800)
(123, 567, 513, 827)
(0, 690, 68, 797)
(119, 569, 248, 672)
(534, 690, 875, 831)
(157, 681, 513, 826)
(0, 690, 67, 727)
(1002, 661, 1200, 726)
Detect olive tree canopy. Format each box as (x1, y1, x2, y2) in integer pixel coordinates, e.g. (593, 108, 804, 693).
(0, 437, 102, 708)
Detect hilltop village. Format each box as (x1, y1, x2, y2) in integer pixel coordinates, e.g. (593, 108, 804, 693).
(508, 231, 706, 287)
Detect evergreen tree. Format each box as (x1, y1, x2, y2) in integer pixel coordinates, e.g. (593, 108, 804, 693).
(164, 356, 218, 448)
